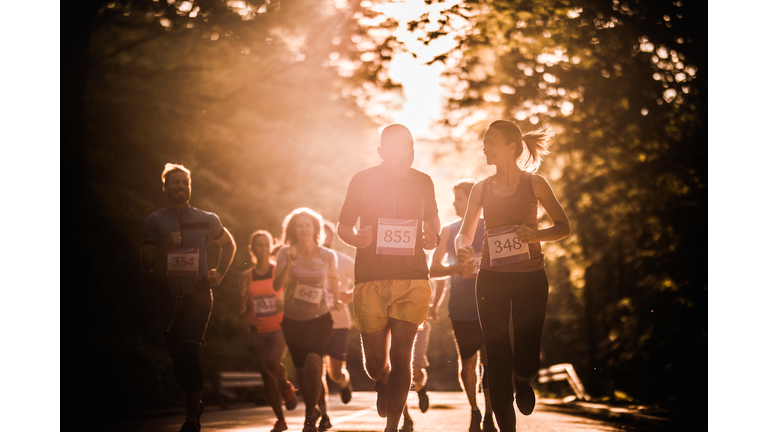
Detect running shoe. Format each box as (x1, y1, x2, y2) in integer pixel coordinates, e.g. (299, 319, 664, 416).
(417, 387, 429, 413)
(482, 415, 497, 432)
(469, 410, 482, 432)
(302, 416, 318, 432)
(399, 417, 414, 432)
(271, 420, 288, 432)
(340, 382, 353, 404)
(283, 383, 298, 411)
(318, 414, 333, 432)
(375, 380, 387, 418)
(515, 382, 536, 416)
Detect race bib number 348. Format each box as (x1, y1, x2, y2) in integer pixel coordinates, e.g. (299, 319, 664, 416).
(487, 226, 530, 267)
(167, 248, 200, 277)
(377, 218, 418, 256)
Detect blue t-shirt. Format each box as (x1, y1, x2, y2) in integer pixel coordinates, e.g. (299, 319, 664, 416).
(142, 205, 224, 295)
(446, 218, 485, 321)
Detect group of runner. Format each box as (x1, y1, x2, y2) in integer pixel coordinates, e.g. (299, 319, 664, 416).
(140, 120, 570, 432)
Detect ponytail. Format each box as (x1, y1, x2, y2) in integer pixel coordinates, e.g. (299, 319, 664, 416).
(519, 127, 553, 173)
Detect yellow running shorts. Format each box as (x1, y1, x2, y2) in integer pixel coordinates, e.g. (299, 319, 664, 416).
(353, 279, 432, 334)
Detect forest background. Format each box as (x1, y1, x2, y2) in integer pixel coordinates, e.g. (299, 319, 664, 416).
(60, 0, 709, 425)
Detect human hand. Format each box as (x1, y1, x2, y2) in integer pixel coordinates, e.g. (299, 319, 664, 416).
(164, 231, 182, 250)
(286, 246, 298, 262)
(456, 245, 474, 265)
(515, 225, 537, 243)
(422, 229, 437, 250)
(460, 259, 478, 278)
(428, 305, 439, 322)
(356, 226, 373, 249)
(207, 269, 223, 286)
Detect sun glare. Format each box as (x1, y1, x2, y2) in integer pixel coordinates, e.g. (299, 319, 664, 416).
(372, 0, 465, 139)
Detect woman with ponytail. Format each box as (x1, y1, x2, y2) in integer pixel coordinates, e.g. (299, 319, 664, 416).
(455, 120, 571, 432)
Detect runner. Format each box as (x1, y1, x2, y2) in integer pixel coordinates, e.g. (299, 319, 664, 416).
(274, 208, 342, 432)
(337, 124, 441, 432)
(238, 230, 298, 432)
(455, 121, 571, 432)
(140, 163, 236, 432)
(315, 221, 356, 431)
(429, 179, 496, 432)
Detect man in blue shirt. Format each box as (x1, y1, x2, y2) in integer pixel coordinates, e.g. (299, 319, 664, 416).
(429, 179, 495, 432)
(141, 163, 236, 432)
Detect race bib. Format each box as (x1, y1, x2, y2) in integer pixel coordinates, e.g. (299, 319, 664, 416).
(167, 248, 199, 277)
(487, 226, 530, 267)
(294, 282, 324, 308)
(377, 218, 418, 256)
(251, 294, 278, 317)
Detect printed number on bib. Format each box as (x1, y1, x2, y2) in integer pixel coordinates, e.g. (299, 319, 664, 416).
(294, 282, 324, 308)
(377, 218, 418, 256)
(251, 294, 278, 317)
(487, 226, 530, 267)
(167, 248, 199, 277)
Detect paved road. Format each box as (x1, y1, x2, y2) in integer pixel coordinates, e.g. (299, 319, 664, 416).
(104, 391, 644, 432)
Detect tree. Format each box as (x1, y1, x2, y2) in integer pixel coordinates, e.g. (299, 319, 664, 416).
(77, 0, 407, 417)
(406, 0, 706, 416)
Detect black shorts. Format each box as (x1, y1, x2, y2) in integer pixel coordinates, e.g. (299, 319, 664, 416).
(451, 319, 485, 361)
(157, 286, 213, 353)
(282, 313, 333, 368)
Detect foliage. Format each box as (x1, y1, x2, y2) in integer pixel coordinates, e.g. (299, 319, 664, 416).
(78, 0, 412, 417)
(405, 0, 706, 416)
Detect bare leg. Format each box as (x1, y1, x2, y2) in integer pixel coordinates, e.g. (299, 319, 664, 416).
(266, 333, 292, 391)
(327, 357, 351, 388)
(385, 319, 419, 431)
(460, 353, 480, 411)
(318, 356, 329, 415)
(257, 346, 286, 422)
(298, 353, 324, 420)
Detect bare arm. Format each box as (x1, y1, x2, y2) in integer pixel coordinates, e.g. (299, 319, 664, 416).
(455, 182, 484, 264)
(238, 270, 250, 315)
(337, 223, 373, 249)
(273, 246, 296, 291)
(140, 232, 181, 273)
(429, 226, 454, 279)
(422, 215, 442, 250)
(428, 278, 447, 322)
(207, 227, 236, 286)
(516, 175, 571, 243)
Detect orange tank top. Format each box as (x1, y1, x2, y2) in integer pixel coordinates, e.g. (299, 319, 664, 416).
(247, 265, 284, 333)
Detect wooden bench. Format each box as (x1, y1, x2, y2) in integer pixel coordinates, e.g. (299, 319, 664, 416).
(214, 371, 265, 409)
(537, 363, 590, 401)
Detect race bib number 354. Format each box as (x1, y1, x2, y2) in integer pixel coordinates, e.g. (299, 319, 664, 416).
(167, 248, 200, 277)
(487, 226, 530, 267)
(377, 218, 418, 256)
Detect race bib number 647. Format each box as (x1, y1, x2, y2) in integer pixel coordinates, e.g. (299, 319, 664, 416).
(487, 226, 530, 267)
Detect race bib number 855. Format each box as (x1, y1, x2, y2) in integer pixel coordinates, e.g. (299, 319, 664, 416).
(377, 218, 418, 256)
(487, 226, 530, 267)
